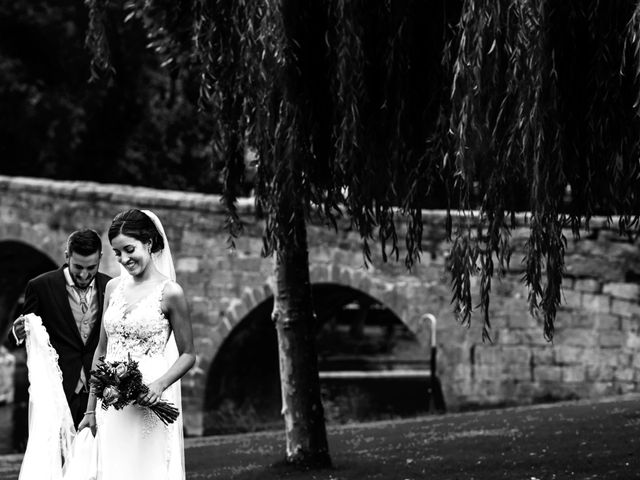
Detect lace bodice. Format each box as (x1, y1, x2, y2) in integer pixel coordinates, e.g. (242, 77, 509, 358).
(104, 278, 171, 361)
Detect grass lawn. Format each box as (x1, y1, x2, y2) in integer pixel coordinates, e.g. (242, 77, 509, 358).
(1, 395, 638, 479)
(186, 395, 640, 480)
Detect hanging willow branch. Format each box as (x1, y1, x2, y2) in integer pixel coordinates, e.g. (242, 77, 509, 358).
(85, 0, 114, 80)
(84, 0, 640, 340)
(439, 0, 640, 340)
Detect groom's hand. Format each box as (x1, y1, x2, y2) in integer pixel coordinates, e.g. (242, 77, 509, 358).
(78, 413, 97, 437)
(12, 316, 27, 342)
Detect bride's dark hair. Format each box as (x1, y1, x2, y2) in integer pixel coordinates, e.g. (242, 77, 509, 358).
(108, 209, 165, 253)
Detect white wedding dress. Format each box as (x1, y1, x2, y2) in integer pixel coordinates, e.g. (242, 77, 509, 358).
(96, 275, 185, 480)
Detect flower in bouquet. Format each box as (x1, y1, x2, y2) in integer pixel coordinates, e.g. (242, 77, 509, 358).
(102, 386, 121, 406)
(90, 355, 179, 425)
(114, 363, 128, 377)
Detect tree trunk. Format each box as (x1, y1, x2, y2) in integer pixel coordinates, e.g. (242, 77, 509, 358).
(272, 213, 331, 467)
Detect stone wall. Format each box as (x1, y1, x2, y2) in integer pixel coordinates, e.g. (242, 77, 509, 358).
(0, 347, 14, 404)
(1, 175, 639, 435)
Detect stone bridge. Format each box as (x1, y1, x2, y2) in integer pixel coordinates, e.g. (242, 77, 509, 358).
(1, 175, 640, 436)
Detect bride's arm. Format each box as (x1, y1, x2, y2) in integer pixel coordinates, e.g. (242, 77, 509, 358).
(78, 278, 117, 432)
(138, 281, 195, 407)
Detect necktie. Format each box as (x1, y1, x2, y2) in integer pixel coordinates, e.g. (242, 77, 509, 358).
(75, 287, 89, 314)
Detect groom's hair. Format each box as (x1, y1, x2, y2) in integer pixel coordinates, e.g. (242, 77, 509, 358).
(67, 229, 102, 257)
(108, 209, 165, 253)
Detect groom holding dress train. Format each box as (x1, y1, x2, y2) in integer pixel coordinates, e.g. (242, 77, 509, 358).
(8, 228, 111, 427)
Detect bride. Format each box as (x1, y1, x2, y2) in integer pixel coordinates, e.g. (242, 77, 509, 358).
(19, 209, 195, 480)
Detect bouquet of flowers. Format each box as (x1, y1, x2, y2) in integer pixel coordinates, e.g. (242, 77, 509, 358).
(90, 355, 179, 425)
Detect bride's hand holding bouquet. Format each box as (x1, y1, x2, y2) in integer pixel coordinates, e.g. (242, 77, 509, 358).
(138, 378, 166, 407)
(89, 355, 179, 425)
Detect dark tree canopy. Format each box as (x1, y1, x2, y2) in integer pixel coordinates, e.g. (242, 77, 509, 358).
(76, 0, 640, 339)
(0, 0, 244, 193)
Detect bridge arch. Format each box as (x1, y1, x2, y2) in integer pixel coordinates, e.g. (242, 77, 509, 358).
(308, 263, 435, 346)
(201, 265, 433, 434)
(0, 240, 58, 335)
(213, 263, 436, 353)
(0, 222, 66, 269)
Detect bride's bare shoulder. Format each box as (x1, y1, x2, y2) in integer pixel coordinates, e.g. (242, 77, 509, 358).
(105, 277, 123, 296)
(162, 280, 185, 300)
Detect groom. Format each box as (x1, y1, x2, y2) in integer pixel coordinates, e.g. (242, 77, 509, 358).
(8, 228, 111, 427)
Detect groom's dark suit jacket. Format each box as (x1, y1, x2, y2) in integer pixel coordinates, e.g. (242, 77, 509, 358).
(8, 266, 111, 401)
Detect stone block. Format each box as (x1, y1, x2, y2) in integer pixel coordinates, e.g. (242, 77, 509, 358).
(573, 239, 607, 257)
(581, 293, 611, 314)
(620, 317, 640, 333)
(611, 299, 640, 318)
(554, 345, 589, 365)
(227, 299, 248, 324)
(614, 368, 635, 382)
(617, 352, 632, 367)
(379, 286, 399, 312)
(565, 255, 624, 281)
(592, 313, 621, 331)
(205, 282, 235, 299)
(563, 277, 575, 290)
(497, 328, 547, 346)
(574, 278, 602, 293)
(599, 331, 625, 348)
(554, 328, 597, 347)
(240, 287, 257, 310)
(194, 337, 215, 356)
(0, 349, 15, 403)
(560, 312, 599, 329)
(452, 364, 472, 381)
(190, 296, 212, 315)
(235, 256, 265, 272)
(309, 264, 328, 282)
(512, 381, 538, 399)
(624, 332, 640, 349)
(597, 348, 621, 367)
(507, 313, 536, 329)
(531, 346, 555, 365)
(562, 365, 587, 383)
(472, 344, 501, 365)
(473, 364, 503, 380)
(586, 364, 615, 382)
(501, 346, 532, 365)
(562, 289, 582, 309)
(503, 363, 532, 381)
(191, 323, 213, 340)
(534, 365, 563, 382)
(603, 282, 640, 301)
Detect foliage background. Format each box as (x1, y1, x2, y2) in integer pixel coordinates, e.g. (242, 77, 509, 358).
(0, 1, 241, 193)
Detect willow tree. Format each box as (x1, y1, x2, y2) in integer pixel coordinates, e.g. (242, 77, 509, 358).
(442, 0, 640, 341)
(85, 0, 640, 468)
